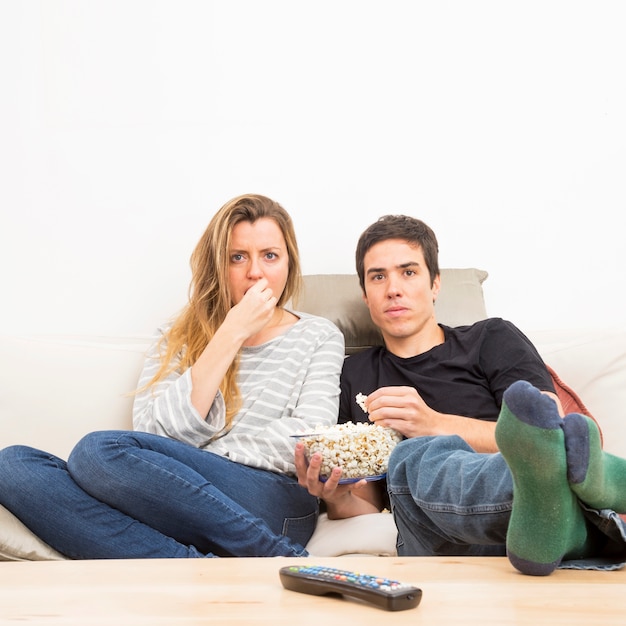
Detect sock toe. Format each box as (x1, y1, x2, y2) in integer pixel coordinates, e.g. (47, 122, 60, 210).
(502, 380, 562, 430)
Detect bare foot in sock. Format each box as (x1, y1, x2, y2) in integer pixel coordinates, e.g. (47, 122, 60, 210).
(564, 413, 626, 513)
(496, 380, 590, 576)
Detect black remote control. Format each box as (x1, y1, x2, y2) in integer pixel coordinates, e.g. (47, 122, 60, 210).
(278, 565, 422, 611)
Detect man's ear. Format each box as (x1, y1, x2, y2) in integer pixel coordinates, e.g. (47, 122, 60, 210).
(361, 289, 369, 307)
(432, 273, 441, 302)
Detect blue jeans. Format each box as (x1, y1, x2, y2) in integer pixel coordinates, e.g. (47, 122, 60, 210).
(387, 435, 510, 557)
(0, 431, 317, 559)
(388, 435, 626, 569)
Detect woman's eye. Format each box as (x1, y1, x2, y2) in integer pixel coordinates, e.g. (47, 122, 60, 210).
(265, 252, 277, 260)
(231, 254, 244, 262)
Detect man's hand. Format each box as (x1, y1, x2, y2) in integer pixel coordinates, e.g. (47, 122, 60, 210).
(294, 442, 351, 501)
(364, 386, 500, 453)
(294, 442, 384, 519)
(365, 386, 438, 438)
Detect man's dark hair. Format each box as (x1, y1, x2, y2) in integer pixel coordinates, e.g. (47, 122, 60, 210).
(355, 215, 440, 290)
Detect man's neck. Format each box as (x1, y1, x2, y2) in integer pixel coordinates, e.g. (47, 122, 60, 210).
(382, 320, 445, 359)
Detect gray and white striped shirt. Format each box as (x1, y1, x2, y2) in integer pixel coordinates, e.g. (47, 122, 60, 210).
(133, 312, 345, 475)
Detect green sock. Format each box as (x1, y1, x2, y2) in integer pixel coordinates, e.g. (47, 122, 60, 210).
(495, 381, 590, 576)
(564, 413, 626, 513)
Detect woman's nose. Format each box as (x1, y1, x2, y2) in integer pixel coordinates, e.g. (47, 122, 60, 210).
(247, 259, 263, 279)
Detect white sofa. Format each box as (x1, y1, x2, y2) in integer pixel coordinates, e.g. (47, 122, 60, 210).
(2, 270, 626, 561)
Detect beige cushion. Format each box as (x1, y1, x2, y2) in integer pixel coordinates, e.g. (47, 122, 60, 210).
(0, 505, 65, 561)
(306, 512, 398, 557)
(298, 269, 489, 353)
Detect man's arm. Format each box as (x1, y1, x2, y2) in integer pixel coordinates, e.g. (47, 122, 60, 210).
(365, 387, 563, 453)
(295, 387, 563, 518)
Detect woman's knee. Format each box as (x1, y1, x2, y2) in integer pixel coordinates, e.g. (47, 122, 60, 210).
(0, 445, 59, 472)
(68, 430, 127, 475)
(0, 445, 66, 496)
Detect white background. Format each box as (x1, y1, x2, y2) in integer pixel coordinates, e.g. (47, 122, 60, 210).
(1, 0, 625, 338)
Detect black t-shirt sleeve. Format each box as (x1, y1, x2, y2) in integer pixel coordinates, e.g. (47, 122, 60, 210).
(478, 319, 555, 407)
(339, 349, 380, 424)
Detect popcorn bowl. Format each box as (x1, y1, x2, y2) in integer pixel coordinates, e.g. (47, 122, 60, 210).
(296, 422, 402, 483)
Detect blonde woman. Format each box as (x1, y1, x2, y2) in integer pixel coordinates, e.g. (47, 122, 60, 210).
(0, 194, 344, 558)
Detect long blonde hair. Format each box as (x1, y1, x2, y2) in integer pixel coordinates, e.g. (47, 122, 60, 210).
(148, 194, 302, 426)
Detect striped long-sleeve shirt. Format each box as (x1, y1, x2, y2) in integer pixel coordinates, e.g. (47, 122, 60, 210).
(132, 312, 345, 475)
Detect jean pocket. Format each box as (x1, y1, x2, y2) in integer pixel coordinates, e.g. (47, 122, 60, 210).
(282, 509, 319, 549)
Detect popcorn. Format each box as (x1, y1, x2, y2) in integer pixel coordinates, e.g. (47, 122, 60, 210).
(299, 422, 402, 480)
(355, 392, 368, 413)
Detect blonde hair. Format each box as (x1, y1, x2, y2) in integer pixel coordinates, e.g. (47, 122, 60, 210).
(148, 194, 302, 427)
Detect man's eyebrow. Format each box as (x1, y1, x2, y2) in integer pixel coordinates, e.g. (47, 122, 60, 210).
(366, 261, 420, 275)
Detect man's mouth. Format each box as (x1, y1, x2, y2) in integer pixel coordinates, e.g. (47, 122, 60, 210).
(385, 306, 408, 318)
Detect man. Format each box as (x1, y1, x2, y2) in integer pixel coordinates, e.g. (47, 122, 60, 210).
(296, 214, 626, 575)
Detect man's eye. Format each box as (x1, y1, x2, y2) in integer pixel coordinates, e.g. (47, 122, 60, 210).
(405, 269, 415, 277)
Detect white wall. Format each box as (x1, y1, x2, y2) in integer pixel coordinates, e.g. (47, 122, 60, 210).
(2, 0, 625, 338)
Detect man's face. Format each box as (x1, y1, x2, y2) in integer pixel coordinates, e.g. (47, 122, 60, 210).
(362, 238, 440, 343)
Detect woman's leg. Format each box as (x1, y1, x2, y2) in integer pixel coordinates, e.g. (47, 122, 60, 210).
(68, 431, 317, 557)
(0, 445, 207, 559)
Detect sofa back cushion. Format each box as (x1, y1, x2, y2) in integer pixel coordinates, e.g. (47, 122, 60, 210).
(297, 269, 489, 354)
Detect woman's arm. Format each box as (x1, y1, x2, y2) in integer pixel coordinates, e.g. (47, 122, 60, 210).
(132, 280, 280, 443)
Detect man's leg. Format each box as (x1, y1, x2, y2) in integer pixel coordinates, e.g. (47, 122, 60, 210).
(495, 380, 595, 576)
(387, 436, 510, 557)
(563, 413, 626, 513)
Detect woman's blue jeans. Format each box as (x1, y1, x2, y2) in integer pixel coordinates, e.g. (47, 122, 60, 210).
(0, 430, 317, 559)
(387, 435, 511, 557)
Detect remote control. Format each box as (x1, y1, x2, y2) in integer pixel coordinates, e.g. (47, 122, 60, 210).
(279, 565, 422, 611)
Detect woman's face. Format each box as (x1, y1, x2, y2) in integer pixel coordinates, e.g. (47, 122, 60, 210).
(228, 218, 290, 305)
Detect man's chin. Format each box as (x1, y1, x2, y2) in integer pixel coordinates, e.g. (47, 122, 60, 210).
(379, 322, 414, 340)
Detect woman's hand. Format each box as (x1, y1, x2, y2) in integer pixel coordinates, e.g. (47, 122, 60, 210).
(222, 278, 278, 344)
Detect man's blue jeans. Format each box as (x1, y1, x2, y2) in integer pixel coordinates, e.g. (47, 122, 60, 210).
(0, 431, 317, 559)
(387, 435, 510, 557)
(387, 435, 626, 569)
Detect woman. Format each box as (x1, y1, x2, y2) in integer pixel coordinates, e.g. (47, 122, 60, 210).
(0, 194, 345, 558)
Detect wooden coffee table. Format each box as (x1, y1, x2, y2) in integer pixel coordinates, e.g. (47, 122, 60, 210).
(0, 555, 624, 624)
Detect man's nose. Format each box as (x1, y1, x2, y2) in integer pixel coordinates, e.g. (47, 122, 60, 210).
(386, 275, 402, 297)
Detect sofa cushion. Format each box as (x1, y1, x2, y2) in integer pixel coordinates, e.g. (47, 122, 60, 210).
(305, 511, 398, 557)
(0, 334, 147, 459)
(298, 269, 488, 354)
(529, 329, 626, 459)
(0, 505, 65, 561)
